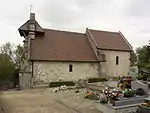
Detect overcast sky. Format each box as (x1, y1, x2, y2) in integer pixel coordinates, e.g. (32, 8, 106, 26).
(0, 0, 150, 49)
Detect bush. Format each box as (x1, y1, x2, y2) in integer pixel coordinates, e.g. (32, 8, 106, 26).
(49, 81, 75, 87)
(124, 89, 135, 97)
(137, 75, 148, 81)
(136, 88, 145, 96)
(88, 77, 108, 83)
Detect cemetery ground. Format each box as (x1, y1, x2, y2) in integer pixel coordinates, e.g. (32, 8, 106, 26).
(0, 79, 148, 113)
(0, 88, 105, 113)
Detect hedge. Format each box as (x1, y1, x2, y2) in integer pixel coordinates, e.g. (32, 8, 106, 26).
(88, 77, 108, 83)
(49, 81, 75, 87)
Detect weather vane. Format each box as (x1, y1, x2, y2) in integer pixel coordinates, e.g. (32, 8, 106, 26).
(30, 4, 33, 13)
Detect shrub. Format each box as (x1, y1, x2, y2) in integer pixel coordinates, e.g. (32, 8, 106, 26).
(49, 81, 75, 87)
(88, 77, 108, 83)
(124, 89, 135, 97)
(137, 74, 148, 81)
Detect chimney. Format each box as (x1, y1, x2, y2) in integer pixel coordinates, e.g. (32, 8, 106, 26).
(30, 13, 35, 20)
(29, 13, 36, 32)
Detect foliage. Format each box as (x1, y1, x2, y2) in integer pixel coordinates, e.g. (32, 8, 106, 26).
(88, 77, 108, 83)
(124, 89, 135, 97)
(14, 44, 25, 69)
(0, 42, 25, 84)
(136, 45, 150, 70)
(0, 42, 15, 61)
(136, 42, 150, 81)
(137, 74, 148, 81)
(49, 81, 75, 87)
(0, 54, 15, 82)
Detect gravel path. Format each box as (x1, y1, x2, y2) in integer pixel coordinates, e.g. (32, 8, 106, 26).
(0, 89, 77, 113)
(0, 88, 104, 113)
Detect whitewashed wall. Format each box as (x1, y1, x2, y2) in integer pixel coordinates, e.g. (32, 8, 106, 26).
(101, 50, 130, 77)
(32, 50, 130, 85)
(33, 61, 99, 84)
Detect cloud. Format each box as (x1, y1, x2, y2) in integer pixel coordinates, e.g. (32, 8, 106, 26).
(126, 0, 150, 18)
(0, 0, 149, 48)
(0, 0, 44, 45)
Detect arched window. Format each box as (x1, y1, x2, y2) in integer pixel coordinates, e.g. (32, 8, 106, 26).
(116, 56, 119, 65)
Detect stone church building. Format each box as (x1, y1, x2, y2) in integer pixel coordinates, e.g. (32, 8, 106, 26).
(18, 13, 136, 88)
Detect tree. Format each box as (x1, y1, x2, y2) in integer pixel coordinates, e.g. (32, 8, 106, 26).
(0, 42, 25, 85)
(136, 46, 150, 69)
(0, 54, 15, 82)
(0, 42, 15, 61)
(14, 44, 25, 70)
(136, 41, 150, 80)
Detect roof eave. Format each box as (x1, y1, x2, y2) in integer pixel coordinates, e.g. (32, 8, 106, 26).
(96, 47, 132, 52)
(29, 59, 99, 63)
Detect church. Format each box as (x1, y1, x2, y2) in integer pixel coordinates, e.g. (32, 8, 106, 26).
(18, 13, 136, 88)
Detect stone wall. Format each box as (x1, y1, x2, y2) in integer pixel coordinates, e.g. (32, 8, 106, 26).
(101, 50, 130, 76)
(19, 72, 32, 89)
(33, 61, 99, 85)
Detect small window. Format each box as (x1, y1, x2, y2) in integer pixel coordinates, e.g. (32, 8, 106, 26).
(69, 64, 73, 72)
(116, 56, 119, 65)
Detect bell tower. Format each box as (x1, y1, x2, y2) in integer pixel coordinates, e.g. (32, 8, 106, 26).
(18, 13, 44, 89)
(19, 13, 44, 59)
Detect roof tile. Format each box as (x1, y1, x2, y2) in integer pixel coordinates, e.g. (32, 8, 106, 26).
(30, 29, 98, 62)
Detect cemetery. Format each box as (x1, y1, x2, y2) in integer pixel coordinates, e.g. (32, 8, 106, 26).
(46, 75, 150, 113)
(73, 76, 150, 113)
(0, 76, 150, 113)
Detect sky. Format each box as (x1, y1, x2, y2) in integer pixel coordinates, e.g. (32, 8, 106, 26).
(0, 0, 150, 49)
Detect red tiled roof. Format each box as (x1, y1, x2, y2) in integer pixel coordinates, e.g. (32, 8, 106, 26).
(89, 29, 132, 51)
(30, 29, 98, 62)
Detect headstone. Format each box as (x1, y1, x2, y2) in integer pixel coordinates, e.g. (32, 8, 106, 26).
(131, 80, 149, 96)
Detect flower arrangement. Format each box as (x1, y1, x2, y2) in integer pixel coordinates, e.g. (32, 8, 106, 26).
(84, 91, 98, 100)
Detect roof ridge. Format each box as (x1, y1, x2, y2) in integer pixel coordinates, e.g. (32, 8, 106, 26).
(43, 28, 84, 35)
(86, 28, 100, 61)
(89, 28, 119, 34)
(119, 31, 133, 50)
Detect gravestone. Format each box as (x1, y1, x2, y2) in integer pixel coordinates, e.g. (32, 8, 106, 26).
(131, 80, 149, 96)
